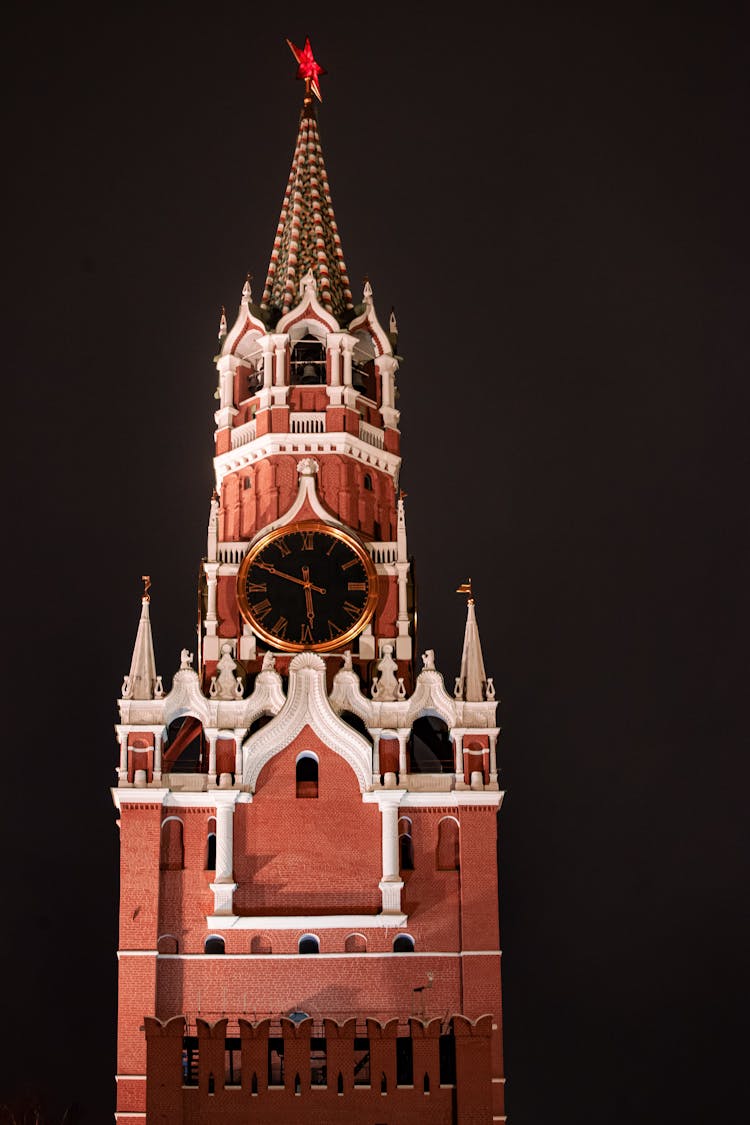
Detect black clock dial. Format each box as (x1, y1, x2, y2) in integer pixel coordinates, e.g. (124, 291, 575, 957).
(237, 521, 378, 652)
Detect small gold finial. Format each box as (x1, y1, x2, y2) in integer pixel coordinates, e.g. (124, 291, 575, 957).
(141, 575, 151, 602)
(456, 578, 474, 603)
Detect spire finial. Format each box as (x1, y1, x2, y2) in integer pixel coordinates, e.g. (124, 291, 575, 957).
(218, 305, 227, 339)
(456, 578, 474, 604)
(286, 36, 326, 103)
(242, 274, 253, 303)
(141, 574, 151, 602)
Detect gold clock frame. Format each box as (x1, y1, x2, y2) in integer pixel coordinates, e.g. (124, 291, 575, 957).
(236, 519, 379, 653)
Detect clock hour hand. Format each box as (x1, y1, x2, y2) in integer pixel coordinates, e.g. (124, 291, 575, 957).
(255, 560, 326, 594)
(302, 566, 315, 625)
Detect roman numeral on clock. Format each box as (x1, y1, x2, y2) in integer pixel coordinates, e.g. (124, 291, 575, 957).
(347, 582, 366, 592)
(342, 557, 359, 571)
(251, 598, 272, 622)
(299, 623, 313, 644)
(342, 600, 360, 620)
(300, 531, 315, 550)
(273, 616, 289, 640)
(328, 620, 341, 639)
(277, 539, 292, 557)
(247, 581, 267, 593)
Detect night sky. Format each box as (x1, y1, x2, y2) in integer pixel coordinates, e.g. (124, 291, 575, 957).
(2, 2, 748, 1122)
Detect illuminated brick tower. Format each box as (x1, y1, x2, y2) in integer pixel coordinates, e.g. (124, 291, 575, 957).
(113, 38, 506, 1124)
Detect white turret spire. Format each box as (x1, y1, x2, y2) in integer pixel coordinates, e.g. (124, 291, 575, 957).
(122, 578, 157, 700)
(455, 581, 488, 702)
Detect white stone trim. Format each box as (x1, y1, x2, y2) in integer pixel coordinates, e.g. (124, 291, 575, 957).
(395, 792, 505, 808)
(117, 950, 158, 957)
(243, 652, 372, 791)
(111, 789, 169, 809)
(214, 431, 401, 488)
(205, 913, 407, 930)
(159, 948, 501, 958)
(115, 1075, 146, 1082)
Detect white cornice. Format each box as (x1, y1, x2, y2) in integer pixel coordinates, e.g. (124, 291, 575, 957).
(205, 913, 407, 930)
(214, 430, 401, 487)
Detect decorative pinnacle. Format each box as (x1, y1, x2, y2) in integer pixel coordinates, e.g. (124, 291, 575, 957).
(286, 36, 326, 102)
(242, 273, 253, 302)
(141, 575, 151, 602)
(218, 305, 227, 339)
(456, 578, 474, 604)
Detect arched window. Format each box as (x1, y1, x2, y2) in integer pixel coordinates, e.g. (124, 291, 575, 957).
(393, 934, 415, 953)
(409, 715, 453, 773)
(296, 752, 319, 798)
(345, 933, 367, 953)
(290, 334, 326, 384)
(298, 934, 320, 955)
(363, 473, 373, 491)
(205, 935, 225, 955)
(437, 817, 460, 870)
(160, 817, 184, 871)
(206, 817, 216, 870)
(164, 716, 204, 773)
(157, 934, 178, 954)
(398, 816, 414, 871)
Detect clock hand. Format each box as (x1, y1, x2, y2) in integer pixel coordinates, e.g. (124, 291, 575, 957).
(255, 560, 326, 594)
(302, 566, 315, 624)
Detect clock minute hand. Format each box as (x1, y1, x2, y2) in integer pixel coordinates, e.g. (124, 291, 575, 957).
(255, 560, 326, 594)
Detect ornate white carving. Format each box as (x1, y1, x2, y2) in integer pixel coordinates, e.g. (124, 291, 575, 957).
(243, 652, 372, 792)
(371, 643, 399, 701)
(180, 649, 193, 670)
(213, 643, 243, 701)
(161, 667, 212, 729)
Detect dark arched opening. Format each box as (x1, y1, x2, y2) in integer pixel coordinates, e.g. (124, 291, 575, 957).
(296, 753, 319, 798)
(290, 334, 326, 384)
(409, 715, 453, 773)
(163, 716, 204, 773)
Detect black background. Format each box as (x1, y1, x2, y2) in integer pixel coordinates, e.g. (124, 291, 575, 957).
(2, 2, 748, 1121)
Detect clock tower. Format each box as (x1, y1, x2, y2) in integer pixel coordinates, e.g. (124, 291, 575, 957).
(113, 40, 506, 1124)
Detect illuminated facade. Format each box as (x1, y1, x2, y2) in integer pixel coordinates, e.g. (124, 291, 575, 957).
(113, 40, 506, 1124)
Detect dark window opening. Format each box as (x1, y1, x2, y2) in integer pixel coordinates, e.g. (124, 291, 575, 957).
(399, 832, 414, 871)
(208, 1073, 215, 1094)
(353, 358, 376, 399)
(364, 473, 373, 491)
(251, 1071, 258, 1094)
(393, 934, 415, 953)
(290, 335, 326, 385)
(299, 934, 320, 955)
(337, 1071, 344, 1095)
(296, 754, 319, 798)
(423, 1071, 430, 1093)
(310, 1038, 327, 1087)
(205, 936, 225, 955)
(243, 476, 252, 489)
(225, 1039, 241, 1086)
(268, 1039, 284, 1086)
(409, 715, 453, 774)
(380, 1071, 388, 1093)
(396, 1037, 414, 1086)
(353, 1038, 371, 1086)
(206, 830, 217, 871)
(164, 716, 205, 773)
(182, 1037, 198, 1086)
(439, 1032, 457, 1086)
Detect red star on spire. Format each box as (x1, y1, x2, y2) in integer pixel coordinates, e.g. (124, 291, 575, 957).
(286, 36, 327, 102)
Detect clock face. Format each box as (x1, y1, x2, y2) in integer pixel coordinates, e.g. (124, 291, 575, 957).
(237, 520, 379, 652)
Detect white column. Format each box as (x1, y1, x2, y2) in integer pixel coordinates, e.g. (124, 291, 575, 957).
(259, 335, 275, 390)
(116, 728, 129, 782)
(152, 727, 164, 782)
(488, 729, 499, 784)
(215, 801, 235, 882)
(204, 563, 219, 636)
(396, 729, 410, 778)
(210, 795, 239, 915)
(234, 728, 246, 778)
(206, 730, 218, 787)
(453, 730, 468, 789)
(370, 729, 381, 784)
(341, 335, 354, 386)
(273, 335, 287, 387)
(328, 334, 342, 385)
(378, 796, 405, 914)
